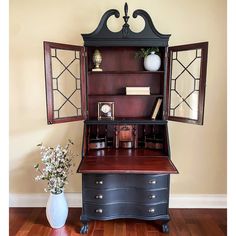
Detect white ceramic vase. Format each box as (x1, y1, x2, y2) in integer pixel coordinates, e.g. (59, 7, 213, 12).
(144, 51, 161, 71)
(46, 192, 68, 229)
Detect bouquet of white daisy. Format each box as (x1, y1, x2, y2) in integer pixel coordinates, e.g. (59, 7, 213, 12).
(34, 140, 75, 194)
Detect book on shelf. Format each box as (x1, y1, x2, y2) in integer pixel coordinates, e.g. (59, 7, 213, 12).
(126, 87, 150, 95)
(151, 98, 162, 119)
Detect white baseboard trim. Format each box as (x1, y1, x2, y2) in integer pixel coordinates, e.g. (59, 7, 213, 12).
(9, 193, 227, 208)
(9, 193, 82, 208)
(169, 194, 227, 208)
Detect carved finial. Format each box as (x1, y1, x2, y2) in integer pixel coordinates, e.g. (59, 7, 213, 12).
(124, 3, 128, 17)
(122, 2, 130, 37)
(123, 3, 129, 24)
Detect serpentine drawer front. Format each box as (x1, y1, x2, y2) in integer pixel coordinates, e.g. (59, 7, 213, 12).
(83, 174, 168, 189)
(83, 188, 168, 204)
(83, 202, 168, 220)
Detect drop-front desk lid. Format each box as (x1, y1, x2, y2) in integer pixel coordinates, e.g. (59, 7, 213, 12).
(78, 149, 178, 174)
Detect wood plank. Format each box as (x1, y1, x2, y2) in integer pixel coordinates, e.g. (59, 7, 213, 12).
(169, 209, 192, 236)
(15, 208, 42, 236)
(146, 221, 160, 232)
(187, 223, 204, 236)
(136, 222, 148, 236)
(114, 220, 125, 236)
(9, 208, 227, 236)
(196, 211, 226, 236)
(93, 229, 104, 236)
(9, 208, 33, 236)
(78, 155, 178, 174)
(126, 220, 137, 236)
(147, 232, 159, 236)
(95, 220, 104, 230)
(103, 220, 115, 236)
(27, 208, 52, 236)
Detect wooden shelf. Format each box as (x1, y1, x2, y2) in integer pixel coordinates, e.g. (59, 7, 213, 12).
(78, 152, 178, 174)
(87, 94, 164, 97)
(87, 149, 166, 157)
(88, 71, 164, 74)
(85, 118, 167, 125)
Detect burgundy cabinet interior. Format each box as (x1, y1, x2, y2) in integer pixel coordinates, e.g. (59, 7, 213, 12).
(86, 47, 166, 72)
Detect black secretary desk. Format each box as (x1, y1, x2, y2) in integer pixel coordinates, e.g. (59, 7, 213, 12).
(43, 3, 208, 234)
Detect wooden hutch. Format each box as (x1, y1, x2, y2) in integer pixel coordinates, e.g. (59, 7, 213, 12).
(44, 3, 208, 234)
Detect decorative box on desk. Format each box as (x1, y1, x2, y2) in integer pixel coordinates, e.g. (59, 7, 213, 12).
(43, 3, 208, 234)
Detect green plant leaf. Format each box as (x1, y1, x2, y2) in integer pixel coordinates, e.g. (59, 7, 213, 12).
(135, 47, 160, 58)
(34, 164, 39, 169)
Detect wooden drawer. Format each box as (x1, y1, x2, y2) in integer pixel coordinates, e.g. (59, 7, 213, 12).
(83, 188, 168, 204)
(83, 202, 168, 220)
(83, 174, 168, 189)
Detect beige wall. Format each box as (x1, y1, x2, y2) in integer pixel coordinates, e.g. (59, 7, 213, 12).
(10, 0, 226, 194)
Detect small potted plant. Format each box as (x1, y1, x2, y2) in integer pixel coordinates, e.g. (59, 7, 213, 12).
(135, 47, 161, 71)
(34, 139, 76, 229)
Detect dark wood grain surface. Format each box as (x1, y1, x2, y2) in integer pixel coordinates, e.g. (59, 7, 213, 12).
(9, 208, 227, 236)
(78, 153, 178, 174)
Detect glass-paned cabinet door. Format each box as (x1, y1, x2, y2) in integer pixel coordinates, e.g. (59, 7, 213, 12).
(167, 42, 208, 125)
(44, 42, 86, 124)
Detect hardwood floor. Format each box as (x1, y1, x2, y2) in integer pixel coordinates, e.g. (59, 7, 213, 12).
(9, 208, 227, 236)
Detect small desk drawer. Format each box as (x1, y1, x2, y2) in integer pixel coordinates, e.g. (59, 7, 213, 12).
(83, 188, 168, 204)
(83, 174, 168, 189)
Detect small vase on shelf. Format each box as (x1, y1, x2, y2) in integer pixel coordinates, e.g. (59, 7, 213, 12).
(46, 192, 68, 229)
(135, 48, 161, 72)
(144, 51, 161, 72)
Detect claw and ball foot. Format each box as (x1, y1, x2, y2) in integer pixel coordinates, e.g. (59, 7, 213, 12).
(162, 223, 169, 233)
(80, 223, 88, 234)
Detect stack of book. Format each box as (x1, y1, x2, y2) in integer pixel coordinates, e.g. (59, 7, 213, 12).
(126, 87, 150, 95)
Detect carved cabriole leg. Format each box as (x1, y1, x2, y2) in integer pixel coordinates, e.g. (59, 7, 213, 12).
(80, 214, 89, 234)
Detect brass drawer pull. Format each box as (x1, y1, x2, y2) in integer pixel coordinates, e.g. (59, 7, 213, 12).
(148, 208, 155, 213)
(95, 180, 103, 185)
(95, 194, 103, 199)
(95, 209, 103, 213)
(149, 194, 156, 199)
(148, 180, 157, 184)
